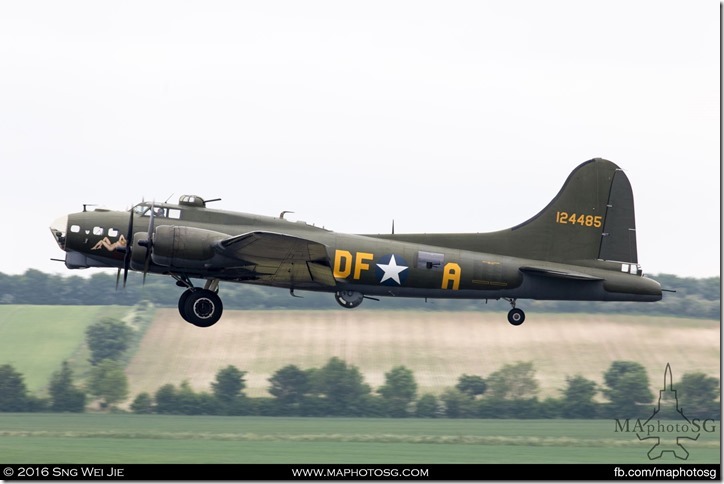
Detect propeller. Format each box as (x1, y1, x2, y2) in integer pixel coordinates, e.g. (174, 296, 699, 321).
(138, 201, 156, 284)
(116, 207, 135, 289)
(115, 200, 158, 288)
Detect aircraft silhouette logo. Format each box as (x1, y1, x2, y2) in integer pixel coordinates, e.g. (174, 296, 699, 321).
(636, 364, 700, 460)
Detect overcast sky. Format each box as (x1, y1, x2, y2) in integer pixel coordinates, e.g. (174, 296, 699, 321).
(0, 1, 719, 279)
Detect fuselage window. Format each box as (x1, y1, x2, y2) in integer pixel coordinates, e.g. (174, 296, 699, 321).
(70, 225, 80, 233)
(108, 228, 119, 237)
(417, 251, 444, 270)
(93, 226, 104, 236)
(168, 208, 181, 219)
(620, 263, 641, 275)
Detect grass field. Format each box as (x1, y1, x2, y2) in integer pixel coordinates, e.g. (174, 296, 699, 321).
(0, 306, 131, 392)
(0, 308, 719, 468)
(0, 414, 718, 464)
(125, 310, 720, 399)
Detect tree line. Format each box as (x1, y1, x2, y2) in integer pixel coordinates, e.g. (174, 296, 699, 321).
(2, 355, 719, 420)
(0, 270, 719, 318)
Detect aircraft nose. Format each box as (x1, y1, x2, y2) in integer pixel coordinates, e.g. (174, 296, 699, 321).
(50, 215, 68, 250)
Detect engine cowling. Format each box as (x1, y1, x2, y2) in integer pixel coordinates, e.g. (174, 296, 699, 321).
(151, 225, 228, 268)
(129, 231, 149, 271)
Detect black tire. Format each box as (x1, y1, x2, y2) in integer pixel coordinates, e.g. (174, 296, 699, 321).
(178, 289, 194, 321)
(183, 289, 223, 327)
(507, 308, 525, 326)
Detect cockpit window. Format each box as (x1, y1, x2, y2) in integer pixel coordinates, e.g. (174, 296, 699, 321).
(132, 203, 182, 220)
(133, 204, 169, 218)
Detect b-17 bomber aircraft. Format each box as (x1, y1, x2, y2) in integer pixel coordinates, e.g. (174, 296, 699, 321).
(50, 158, 662, 327)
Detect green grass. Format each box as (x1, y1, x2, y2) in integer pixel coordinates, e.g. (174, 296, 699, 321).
(0, 306, 130, 392)
(0, 414, 718, 464)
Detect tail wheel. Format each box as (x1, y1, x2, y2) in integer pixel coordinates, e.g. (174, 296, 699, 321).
(182, 289, 223, 327)
(507, 308, 525, 326)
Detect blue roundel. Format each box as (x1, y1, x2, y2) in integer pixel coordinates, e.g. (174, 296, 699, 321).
(375, 254, 409, 286)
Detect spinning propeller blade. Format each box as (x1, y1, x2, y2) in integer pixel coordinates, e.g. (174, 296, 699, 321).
(120, 207, 134, 289)
(141, 201, 156, 284)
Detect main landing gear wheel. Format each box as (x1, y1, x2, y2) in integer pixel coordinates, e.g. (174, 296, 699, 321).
(507, 308, 525, 326)
(178, 288, 194, 317)
(335, 290, 364, 309)
(179, 289, 223, 327)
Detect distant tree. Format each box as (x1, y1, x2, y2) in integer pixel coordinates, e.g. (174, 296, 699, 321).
(212, 365, 247, 409)
(311, 357, 371, 416)
(48, 361, 86, 412)
(602, 361, 653, 417)
(378, 366, 418, 417)
(85, 318, 134, 365)
(268, 364, 310, 407)
(456, 374, 487, 398)
(150, 381, 214, 415)
(87, 359, 129, 409)
(486, 361, 539, 400)
(177, 380, 219, 415)
(415, 393, 439, 418)
(0, 364, 29, 411)
(440, 388, 475, 418)
(539, 397, 563, 419)
(677, 372, 720, 418)
(130, 392, 154, 414)
(560, 375, 598, 418)
(154, 384, 178, 414)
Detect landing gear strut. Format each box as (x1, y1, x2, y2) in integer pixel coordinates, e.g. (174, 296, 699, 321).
(177, 279, 223, 327)
(505, 298, 525, 326)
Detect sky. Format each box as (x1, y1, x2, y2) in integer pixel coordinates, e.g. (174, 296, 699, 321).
(0, 0, 719, 279)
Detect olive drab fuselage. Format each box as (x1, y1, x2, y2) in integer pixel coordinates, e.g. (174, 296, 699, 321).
(50, 159, 663, 327)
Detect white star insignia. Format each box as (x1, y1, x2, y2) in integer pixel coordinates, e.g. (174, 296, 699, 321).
(376, 255, 408, 285)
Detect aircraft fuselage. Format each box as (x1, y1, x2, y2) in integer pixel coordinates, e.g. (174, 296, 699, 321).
(50, 159, 664, 326)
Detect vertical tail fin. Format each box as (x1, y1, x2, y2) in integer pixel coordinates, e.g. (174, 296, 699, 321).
(482, 158, 638, 264)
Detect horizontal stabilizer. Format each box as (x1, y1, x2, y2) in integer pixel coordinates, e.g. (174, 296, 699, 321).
(519, 266, 603, 281)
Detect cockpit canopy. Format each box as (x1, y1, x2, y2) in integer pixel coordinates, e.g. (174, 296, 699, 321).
(132, 203, 181, 220)
(131, 195, 208, 220)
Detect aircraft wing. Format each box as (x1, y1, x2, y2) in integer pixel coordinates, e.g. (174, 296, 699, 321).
(215, 231, 336, 287)
(519, 266, 604, 281)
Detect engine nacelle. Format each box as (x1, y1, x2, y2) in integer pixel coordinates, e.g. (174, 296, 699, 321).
(151, 225, 228, 268)
(129, 231, 150, 271)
